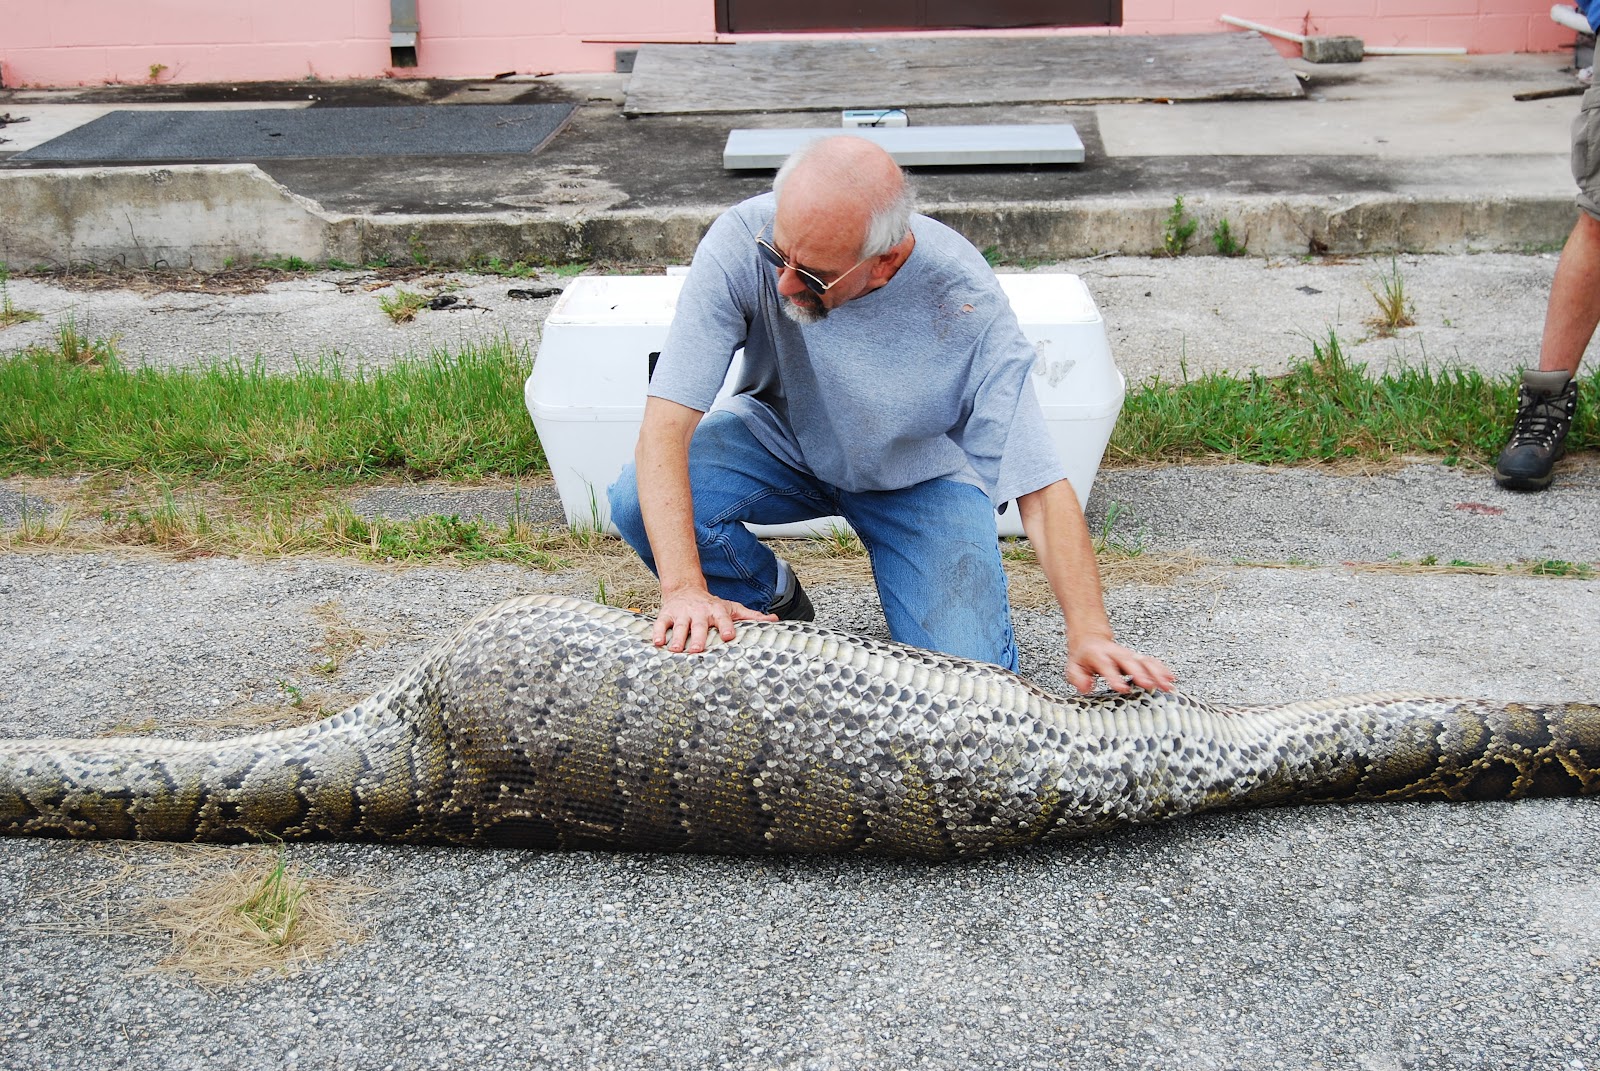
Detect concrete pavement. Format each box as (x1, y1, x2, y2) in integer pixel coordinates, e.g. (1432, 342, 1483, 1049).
(0, 50, 1591, 269)
(3, 43, 1600, 1071)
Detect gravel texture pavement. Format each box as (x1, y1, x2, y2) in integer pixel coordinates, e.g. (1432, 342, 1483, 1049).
(2, 259, 1598, 1070)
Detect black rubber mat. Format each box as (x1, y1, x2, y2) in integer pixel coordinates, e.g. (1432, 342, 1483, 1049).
(14, 104, 576, 162)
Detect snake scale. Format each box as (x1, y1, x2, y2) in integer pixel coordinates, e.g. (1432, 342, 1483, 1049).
(2, 594, 1598, 858)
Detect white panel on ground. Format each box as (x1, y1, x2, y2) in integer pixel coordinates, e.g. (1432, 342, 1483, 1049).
(722, 124, 1085, 170)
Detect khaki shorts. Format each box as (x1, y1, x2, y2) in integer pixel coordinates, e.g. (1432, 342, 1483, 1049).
(1574, 83, 1600, 220)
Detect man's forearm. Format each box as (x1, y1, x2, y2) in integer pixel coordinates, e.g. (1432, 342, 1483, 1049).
(1016, 480, 1113, 641)
(634, 400, 708, 595)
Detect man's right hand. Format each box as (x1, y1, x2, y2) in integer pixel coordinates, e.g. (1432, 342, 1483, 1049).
(653, 587, 777, 654)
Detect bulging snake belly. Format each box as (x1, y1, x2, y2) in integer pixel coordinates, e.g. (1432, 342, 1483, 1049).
(2, 595, 1597, 858)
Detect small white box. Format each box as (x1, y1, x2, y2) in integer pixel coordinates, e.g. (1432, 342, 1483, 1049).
(842, 108, 909, 128)
(526, 274, 1124, 538)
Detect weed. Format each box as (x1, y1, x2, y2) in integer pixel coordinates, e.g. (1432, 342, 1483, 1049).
(148, 63, 168, 82)
(1531, 559, 1594, 579)
(470, 255, 542, 278)
(47, 319, 119, 365)
(549, 262, 589, 278)
(408, 233, 432, 268)
(321, 506, 567, 567)
(255, 254, 317, 273)
(1093, 501, 1145, 558)
(1210, 219, 1247, 257)
(0, 281, 41, 328)
(377, 288, 430, 323)
(815, 522, 865, 557)
(325, 258, 359, 271)
(1366, 256, 1415, 336)
(278, 679, 305, 707)
(233, 846, 307, 947)
(556, 487, 610, 552)
(1000, 536, 1034, 562)
(1162, 196, 1198, 257)
(981, 245, 1002, 267)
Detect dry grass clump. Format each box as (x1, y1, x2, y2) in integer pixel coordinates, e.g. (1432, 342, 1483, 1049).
(31, 844, 375, 987)
(1365, 257, 1416, 336)
(152, 848, 370, 984)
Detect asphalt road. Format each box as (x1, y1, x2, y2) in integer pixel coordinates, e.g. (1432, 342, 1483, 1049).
(1, 258, 1597, 1070)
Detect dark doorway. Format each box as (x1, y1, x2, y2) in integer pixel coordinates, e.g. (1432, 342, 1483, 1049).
(715, 1, 1121, 34)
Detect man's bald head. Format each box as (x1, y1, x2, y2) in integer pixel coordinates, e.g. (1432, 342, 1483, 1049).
(773, 137, 914, 259)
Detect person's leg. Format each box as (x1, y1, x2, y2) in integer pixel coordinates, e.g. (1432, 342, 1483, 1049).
(608, 411, 834, 611)
(1495, 88, 1600, 491)
(1538, 210, 1600, 376)
(840, 479, 1018, 671)
(1495, 215, 1596, 490)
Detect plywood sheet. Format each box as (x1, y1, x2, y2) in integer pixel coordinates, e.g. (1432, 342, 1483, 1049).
(624, 33, 1302, 116)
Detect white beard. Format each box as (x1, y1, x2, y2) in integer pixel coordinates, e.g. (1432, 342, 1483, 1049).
(781, 296, 827, 325)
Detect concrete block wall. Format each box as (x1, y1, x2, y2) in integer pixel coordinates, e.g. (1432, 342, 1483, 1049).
(0, 0, 1578, 88)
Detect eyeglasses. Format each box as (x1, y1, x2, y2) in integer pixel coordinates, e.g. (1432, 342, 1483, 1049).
(755, 236, 874, 296)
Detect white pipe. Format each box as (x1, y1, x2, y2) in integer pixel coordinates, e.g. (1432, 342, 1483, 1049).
(1219, 14, 1307, 44)
(1364, 45, 1469, 55)
(1222, 15, 1468, 56)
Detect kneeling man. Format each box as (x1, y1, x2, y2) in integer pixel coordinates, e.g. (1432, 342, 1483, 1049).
(609, 137, 1171, 695)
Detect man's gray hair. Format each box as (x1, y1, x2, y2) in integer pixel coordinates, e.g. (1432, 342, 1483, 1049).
(773, 138, 916, 259)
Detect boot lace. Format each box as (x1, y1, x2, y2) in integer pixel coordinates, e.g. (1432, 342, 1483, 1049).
(1509, 383, 1577, 448)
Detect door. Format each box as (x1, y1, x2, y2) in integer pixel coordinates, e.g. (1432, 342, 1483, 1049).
(715, 1, 1121, 33)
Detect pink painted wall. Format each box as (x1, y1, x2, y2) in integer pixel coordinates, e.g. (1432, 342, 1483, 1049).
(0, 0, 1577, 88)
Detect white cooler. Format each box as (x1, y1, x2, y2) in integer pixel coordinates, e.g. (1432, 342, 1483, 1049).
(525, 274, 1124, 538)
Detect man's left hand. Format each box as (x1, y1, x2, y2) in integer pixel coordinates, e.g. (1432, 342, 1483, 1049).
(1066, 635, 1176, 695)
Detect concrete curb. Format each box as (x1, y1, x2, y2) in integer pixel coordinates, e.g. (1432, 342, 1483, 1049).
(0, 164, 1578, 270)
(0, 165, 333, 270)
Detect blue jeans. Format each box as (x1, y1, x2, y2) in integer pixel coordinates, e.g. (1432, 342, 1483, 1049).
(608, 410, 1019, 671)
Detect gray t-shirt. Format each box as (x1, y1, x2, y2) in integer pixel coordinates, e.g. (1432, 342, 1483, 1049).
(648, 193, 1065, 505)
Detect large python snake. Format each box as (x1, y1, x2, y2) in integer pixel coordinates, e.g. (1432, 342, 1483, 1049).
(2, 595, 1597, 858)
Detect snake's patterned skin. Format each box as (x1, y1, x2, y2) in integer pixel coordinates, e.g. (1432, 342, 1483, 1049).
(2, 595, 1597, 857)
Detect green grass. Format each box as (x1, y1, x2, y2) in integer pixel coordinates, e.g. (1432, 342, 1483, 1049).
(377, 288, 431, 323)
(3, 325, 1594, 515)
(0, 335, 543, 486)
(1109, 331, 1592, 464)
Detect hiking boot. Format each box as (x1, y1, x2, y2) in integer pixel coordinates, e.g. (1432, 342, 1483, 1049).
(1495, 370, 1578, 492)
(769, 560, 815, 622)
